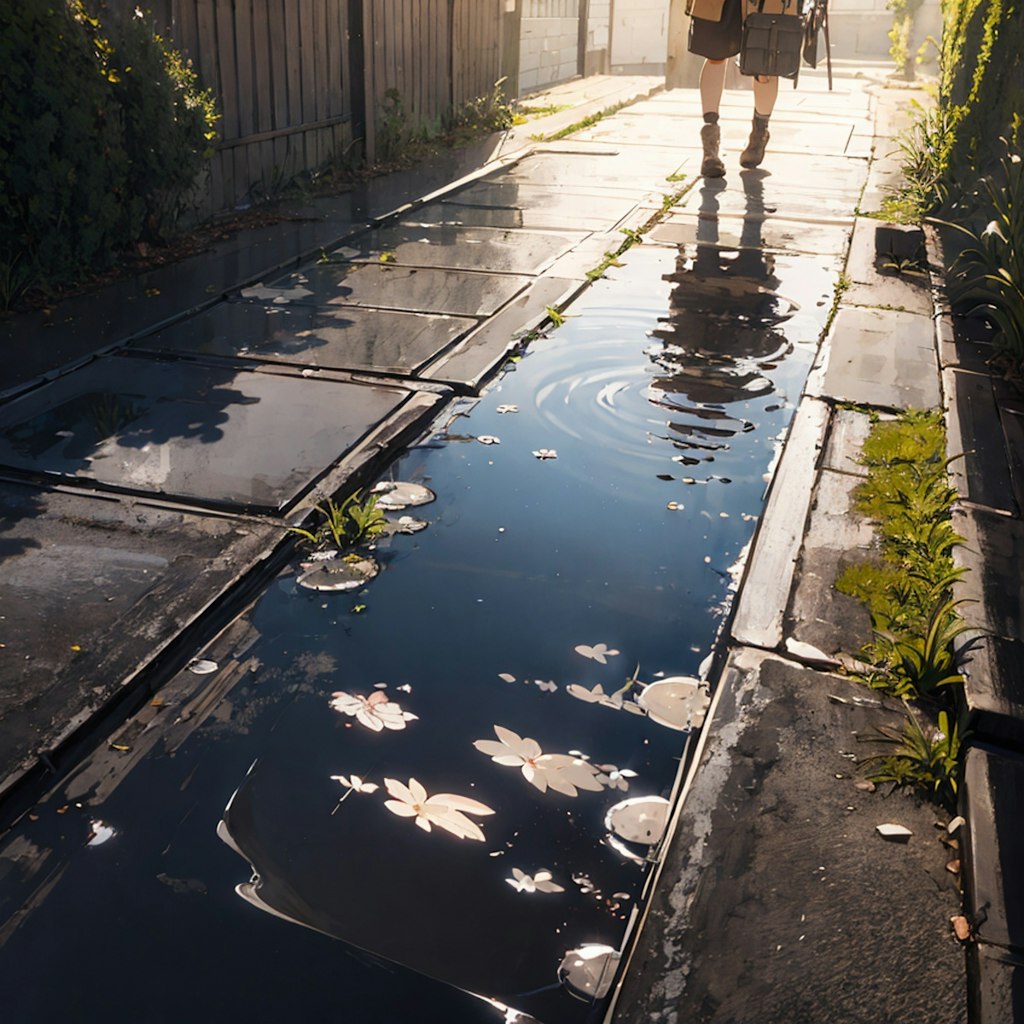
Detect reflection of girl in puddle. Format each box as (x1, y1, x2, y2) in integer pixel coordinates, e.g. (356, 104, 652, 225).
(651, 169, 791, 410)
(690, 172, 779, 289)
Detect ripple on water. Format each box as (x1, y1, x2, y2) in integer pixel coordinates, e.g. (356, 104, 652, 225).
(521, 309, 795, 484)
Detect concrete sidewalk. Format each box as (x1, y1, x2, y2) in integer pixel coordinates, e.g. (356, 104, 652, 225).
(0, 60, 1019, 1022)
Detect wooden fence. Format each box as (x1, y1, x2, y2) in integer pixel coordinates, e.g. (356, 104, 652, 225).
(115, 0, 512, 214)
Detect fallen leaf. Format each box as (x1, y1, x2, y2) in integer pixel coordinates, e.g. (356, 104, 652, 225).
(946, 859, 961, 874)
(477, 435, 501, 445)
(854, 780, 876, 793)
(110, 743, 131, 752)
(946, 815, 966, 834)
(188, 659, 219, 675)
(951, 915, 971, 941)
(498, 673, 516, 683)
(532, 448, 558, 460)
(496, 404, 519, 414)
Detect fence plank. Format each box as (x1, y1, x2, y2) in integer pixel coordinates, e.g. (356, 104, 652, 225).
(268, 1, 290, 173)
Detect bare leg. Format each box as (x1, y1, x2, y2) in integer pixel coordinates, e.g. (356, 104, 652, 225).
(751, 74, 779, 117)
(699, 58, 728, 116)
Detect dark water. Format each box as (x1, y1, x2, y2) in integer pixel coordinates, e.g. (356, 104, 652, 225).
(0, 242, 831, 1023)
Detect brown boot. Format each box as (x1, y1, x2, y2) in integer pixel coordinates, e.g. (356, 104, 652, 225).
(740, 119, 770, 168)
(700, 123, 725, 178)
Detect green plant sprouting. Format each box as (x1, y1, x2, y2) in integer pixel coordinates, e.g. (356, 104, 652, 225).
(288, 490, 387, 551)
(837, 410, 968, 694)
(939, 137, 1024, 364)
(863, 703, 965, 810)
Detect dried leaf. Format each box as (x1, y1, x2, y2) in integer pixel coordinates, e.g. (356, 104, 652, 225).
(951, 915, 971, 941)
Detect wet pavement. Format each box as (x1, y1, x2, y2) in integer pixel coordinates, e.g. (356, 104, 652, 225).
(0, 64, 1020, 1021)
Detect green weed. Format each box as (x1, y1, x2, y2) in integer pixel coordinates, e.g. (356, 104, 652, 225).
(864, 704, 965, 810)
(939, 139, 1024, 364)
(288, 490, 387, 551)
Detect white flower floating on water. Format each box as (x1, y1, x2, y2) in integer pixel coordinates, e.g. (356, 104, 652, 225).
(574, 643, 620, 664)
(506, 867, 565, 894)
(328, 690, 418, 732)
(330, 774, 379, 794)
(383, 778, 495, 841)
(477, 435, 501, 445)
(532, 448, 558, 460)
(534, 679, 558, 693)
(496, 404, 519, 414)
(473, 726, 604, 797)
(637, 677, 711, 731)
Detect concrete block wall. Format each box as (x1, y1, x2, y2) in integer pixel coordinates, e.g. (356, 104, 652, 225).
(611, 0, 668, 74)
(519, 0, 582, 94)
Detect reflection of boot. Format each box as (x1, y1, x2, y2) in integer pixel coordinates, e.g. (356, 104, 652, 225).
(700, 124, 725, 178)
(740, 119, 770, 168)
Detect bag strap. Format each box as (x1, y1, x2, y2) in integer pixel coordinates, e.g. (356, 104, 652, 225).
(822, 0, 833, 89)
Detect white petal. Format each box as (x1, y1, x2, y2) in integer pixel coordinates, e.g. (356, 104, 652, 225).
(432, 793, 496, 816)
(355, 709, 385, 732)
(384, 778, 414, 803)
(384, 800, 417, 818)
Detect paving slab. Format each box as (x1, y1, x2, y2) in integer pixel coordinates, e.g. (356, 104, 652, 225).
(0, 355, 426, 513)
(0, 480, 277, 793)
(424, 185, 634, 232)
(969, 942, 1024, 1024)
(786, 466, 876, 660)
(671, 159, 866, 221)
(612, 647, 966, 1024)
(483, 147, 682, 193)
(945, 368, 1017, 515)
(134, 300, 476, 376)
(843, 216, 934, 316)
(953, 508, 1024, 743)
(330, 221, 583, 276)
(936, 311, 998, 374)
(649, 212, 852, 257)
(957, 633, 1024, 749)
(963, 746, 1024, 953)
(252, 262, 532, 318)
(731, 398, 830, 650)
(421, 277, 584, 391)
(815, 306, 940, 410)
(821, 406, 874, 475)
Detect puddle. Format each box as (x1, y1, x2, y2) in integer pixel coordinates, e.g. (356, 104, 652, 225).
(0, 243, 828, 1021)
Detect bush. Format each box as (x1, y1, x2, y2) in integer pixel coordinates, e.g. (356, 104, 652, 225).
(939, 0, 1024, 177)
(0, 1, 217, 306)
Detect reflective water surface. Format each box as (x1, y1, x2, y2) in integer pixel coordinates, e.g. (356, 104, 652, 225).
(0, 238, 832, 1022)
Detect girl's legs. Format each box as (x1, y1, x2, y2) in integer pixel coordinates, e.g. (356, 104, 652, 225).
(699, 59, 727, 177)
(741, 74, 778, 168)
(700, 58, 728, 117)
